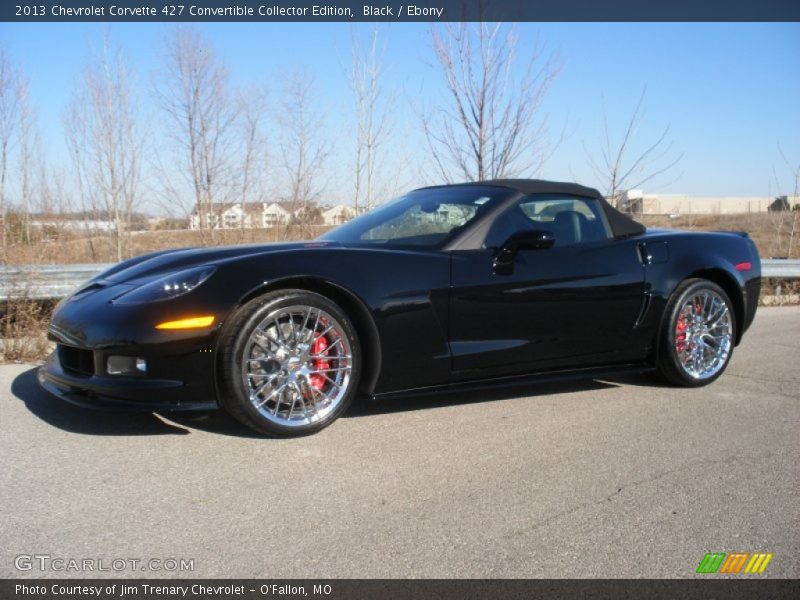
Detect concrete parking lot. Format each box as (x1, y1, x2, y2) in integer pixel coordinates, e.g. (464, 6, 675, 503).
(1, 307, 798, 578)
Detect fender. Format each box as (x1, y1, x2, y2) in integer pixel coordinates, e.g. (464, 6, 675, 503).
(637, 230, 760, 352)
(207, 246, 452, 395)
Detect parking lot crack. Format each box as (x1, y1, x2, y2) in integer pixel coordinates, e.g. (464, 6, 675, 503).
(508, 453, 773, 538)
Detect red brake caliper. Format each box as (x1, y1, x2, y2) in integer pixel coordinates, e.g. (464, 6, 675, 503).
(676, 313, 687, 353)
(310, 336, 329, 391)
(677, 300, 701, 354)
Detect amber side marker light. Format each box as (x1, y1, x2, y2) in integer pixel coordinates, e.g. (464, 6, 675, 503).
(155, 316, 216, 330)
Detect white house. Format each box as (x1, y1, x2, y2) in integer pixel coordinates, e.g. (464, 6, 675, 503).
(190, 202, 247, 230)
(322, 204, 355, 226)
(190, 202, 290, 230)
(189, 201, 360, 229)
(261, 202, 291, 228)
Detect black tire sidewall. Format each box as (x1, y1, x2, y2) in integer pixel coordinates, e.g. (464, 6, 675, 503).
(219, 290, 362, 436)
(659, 279, 736, 387)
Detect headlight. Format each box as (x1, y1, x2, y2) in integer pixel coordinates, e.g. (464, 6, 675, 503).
(113, 266, 216, 304)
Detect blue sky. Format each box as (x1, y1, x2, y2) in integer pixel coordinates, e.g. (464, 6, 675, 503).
(1, 21, 799, 210)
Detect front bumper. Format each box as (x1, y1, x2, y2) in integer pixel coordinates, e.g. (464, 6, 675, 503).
(38, 279, 226, 412)
(38, 352, 218, 411)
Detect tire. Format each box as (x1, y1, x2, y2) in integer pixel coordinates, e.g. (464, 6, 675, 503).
(218, 289, 361, 437)
(655, 278, 736, 387)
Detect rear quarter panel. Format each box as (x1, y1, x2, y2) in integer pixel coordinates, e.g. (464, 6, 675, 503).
(637, 229, 761, 351)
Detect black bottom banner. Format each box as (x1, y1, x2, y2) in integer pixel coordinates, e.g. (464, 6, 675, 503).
(2, 579, 799, 600)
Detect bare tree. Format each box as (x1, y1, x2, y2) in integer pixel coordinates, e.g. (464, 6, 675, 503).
(237, 89, 267, 217)
(17, 74, 37, 244)
(420, 22, 559, 182)
(779, 146, 800, 201)
(776, 144, 800, 257)
(64, 32, 144, 261)
(278, 72, 328, 238)
(154, 27, 239, 231)
(586, 88, 683, 208)
(0, 48, 21, 257)
(347, 26, 391, 213)
(37, 164, 68, 216)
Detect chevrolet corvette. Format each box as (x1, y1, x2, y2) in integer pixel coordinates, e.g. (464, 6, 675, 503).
(39, 180, 761, 436)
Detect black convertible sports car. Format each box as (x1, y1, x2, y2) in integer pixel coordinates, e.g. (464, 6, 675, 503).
(39, 180, 761, 436)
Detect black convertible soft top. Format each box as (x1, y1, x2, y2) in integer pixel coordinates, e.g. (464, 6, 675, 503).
(427, 179, 647, 239)
(474, 178, 603, 199)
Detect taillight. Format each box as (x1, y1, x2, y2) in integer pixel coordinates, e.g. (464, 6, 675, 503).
(735, 262, 752, 272)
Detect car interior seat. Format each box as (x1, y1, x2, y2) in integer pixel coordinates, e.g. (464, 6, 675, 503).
(551, 210, 589, 246)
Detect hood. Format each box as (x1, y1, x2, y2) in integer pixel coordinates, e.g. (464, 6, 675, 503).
(99, 240, 341, 284)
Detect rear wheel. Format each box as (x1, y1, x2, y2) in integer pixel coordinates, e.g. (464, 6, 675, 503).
(656, 279, 736, 387)
(218, 290, 361, 436)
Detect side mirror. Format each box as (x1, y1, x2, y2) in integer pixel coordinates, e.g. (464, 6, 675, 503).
(493, 229, 554, 274)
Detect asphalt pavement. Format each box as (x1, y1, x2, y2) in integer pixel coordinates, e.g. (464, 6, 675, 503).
(1, 307, 798, 578)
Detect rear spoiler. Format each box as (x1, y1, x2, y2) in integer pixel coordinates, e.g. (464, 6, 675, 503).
(712, 230, 750, 239)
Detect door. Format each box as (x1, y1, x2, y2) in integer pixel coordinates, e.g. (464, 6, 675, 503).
(449, 195, 647, 377)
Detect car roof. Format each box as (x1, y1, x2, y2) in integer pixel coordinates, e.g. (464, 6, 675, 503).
(417, 179, 603, 199)
(418, 179, 645, 240)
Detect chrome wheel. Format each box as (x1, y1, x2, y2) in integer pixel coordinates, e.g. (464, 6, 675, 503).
(674, 289, 733, 380)
(241, 304, 353, 427)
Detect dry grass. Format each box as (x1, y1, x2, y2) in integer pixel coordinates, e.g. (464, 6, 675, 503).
(4, 224, 333, 265)
(761, 278, 800, 306)
(1, 273, 54, 362)
(1, 297, 54, 363)
(763, 277, 800, 295)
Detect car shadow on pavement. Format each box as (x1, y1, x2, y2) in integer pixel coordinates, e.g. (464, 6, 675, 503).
(597, 372, 674, 389)
(344, 377, 625, 419)
(157, 410, 268, 438)
(11, 367, 191, 436)
(157, 378, 628, 436)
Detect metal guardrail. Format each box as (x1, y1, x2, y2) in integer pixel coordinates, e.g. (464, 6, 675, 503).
(1, 263, 112, 300)
(1, 259, 799, 301)
(761, 259, 800, 278)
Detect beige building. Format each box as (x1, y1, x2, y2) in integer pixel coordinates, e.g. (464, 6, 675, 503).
(261, 202, 292, 227)
(189, 202, 294, 230)
(190, 202, 361, 229)
(322, 205, 355, 226)
(618, 190, 800, 215)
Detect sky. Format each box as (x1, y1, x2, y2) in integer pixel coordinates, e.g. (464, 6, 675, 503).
(1, 21, 799, 213)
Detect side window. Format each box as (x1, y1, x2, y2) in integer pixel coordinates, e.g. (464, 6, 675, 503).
(483, 195, 611, 248)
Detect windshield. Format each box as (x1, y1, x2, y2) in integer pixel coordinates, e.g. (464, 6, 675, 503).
(319, 185, 515, 248)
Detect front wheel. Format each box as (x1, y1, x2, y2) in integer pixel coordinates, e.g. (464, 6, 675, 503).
(656, 279, 736, 387)
(218, 290, 361, 436)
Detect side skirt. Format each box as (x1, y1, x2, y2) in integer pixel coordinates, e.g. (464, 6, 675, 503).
(369, 362, 656, 401)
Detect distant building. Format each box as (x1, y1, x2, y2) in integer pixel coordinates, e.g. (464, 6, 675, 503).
(617, 190, 800, 215)
(322, 205, 355, 226)
(189, 201, 359, 229)
(190, 202, 247, 229)
(31, 218, 117, 232)
(262, 202, 291, 227)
